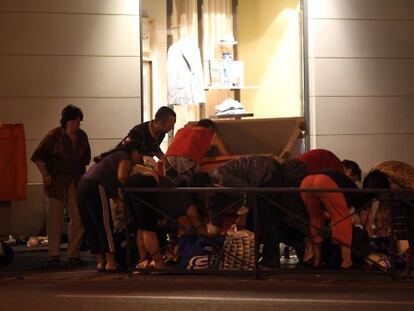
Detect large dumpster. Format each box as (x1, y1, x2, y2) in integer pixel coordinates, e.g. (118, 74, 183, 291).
(0, 123, 28, 265)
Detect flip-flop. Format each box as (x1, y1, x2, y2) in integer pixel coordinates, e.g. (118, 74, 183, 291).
(135, 259, 150, 269)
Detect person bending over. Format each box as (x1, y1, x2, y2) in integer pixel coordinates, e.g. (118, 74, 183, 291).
(163, 119, 228, 185)
(77, 142, 144, 272)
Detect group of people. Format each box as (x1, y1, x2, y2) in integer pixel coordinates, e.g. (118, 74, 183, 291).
(31, 104, 414, 272)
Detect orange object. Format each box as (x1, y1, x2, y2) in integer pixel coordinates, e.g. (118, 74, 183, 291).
(300, 174, 352, 247)
(0, 124, 28, 200)
(166, 127, 214, 164)
(296, 149, 345, 174)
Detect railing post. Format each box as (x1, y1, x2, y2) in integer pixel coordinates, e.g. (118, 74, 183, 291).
(124, 192, 133, 277)
(389, 191, 397, 279)
(252, 193, 262, 280)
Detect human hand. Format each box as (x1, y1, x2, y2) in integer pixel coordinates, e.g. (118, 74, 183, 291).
(42, 173, 52, 187)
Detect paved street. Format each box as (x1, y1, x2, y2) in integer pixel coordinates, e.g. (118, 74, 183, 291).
(1, 249, 414, 311)
(2, 275, 414, 311)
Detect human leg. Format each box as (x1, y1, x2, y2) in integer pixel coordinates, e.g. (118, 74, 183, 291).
(77, 180, 117, 270)
(316, 175, 353, 268)
(136, 228, 150, 260)
(67, 182, 85, 259)
(142, 230, 167, 269)
(47, 197, 65, 259)
(185, 204, 208, 236)
(300, 175, 325, 266)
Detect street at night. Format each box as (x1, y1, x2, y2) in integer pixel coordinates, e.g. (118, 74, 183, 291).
(2, 274, 414, 311)
(1, 250, 414, 311)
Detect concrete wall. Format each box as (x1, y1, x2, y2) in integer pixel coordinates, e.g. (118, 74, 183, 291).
(0, 0, 142, 236)
(308, 0, 414, 171)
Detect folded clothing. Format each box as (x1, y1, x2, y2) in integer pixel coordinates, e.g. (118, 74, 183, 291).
(215, 98, 245, 113)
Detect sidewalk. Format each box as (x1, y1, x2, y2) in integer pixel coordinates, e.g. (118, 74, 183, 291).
(0, 246, 113, 281)
(2, 245, 414, 286)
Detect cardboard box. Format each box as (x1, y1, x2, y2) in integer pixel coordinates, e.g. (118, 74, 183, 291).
(202, 117, 306, 171)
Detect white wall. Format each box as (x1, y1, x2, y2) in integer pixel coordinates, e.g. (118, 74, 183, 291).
(0, 0, 141, 235)
(308, 0, 414, 172)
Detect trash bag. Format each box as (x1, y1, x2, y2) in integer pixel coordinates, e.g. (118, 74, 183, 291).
(176, 235, 220, 269)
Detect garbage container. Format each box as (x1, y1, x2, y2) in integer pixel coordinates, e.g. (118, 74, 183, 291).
(0, 123, 28, 265)
(0, 201, 13, 265)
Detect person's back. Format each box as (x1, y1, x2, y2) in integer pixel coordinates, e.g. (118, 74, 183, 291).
(163, 119, 227, 185)
(373, 160, 414, 189)
(296, 149, 344, 174)
(166, 125, 214, 163)
(209, 155, 281, 187)
(83, 150, 131, 198)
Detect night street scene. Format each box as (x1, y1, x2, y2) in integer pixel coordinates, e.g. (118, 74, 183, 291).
(2, 0, 414, 310)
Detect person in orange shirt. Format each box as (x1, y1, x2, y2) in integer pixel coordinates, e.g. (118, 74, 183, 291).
(162, 119, 228, 185)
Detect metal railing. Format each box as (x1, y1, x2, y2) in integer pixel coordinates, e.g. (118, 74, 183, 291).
(123, 186, 414, 280)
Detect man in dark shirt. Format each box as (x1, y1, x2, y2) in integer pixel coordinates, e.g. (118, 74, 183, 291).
(124, 106, 176, 160)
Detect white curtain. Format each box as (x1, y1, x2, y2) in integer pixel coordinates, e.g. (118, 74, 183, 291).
(171, 0, 198, 43)
(169, 0, 235, 122)
(170, 0, 201, 126)
(202, 0, 234, 61)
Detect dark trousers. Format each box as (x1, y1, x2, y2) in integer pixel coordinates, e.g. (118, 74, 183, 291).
(77, 180, 115, 255)
(257, 194, 306, 263)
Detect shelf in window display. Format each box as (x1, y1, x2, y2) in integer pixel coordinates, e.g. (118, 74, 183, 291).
(204, 85, 259, 90)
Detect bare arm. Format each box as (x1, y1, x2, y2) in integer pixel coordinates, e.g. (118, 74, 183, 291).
(34, 160, 52, 187)
(155, 151, 165, 161)
(211, 134, 229, 156)
(359, 208, 373, 237)
(118, 159, 133, 184)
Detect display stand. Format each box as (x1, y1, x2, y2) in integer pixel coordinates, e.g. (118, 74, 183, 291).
(210, 112, 254, 120)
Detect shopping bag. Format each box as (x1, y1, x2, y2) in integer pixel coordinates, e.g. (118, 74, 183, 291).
(0, 124, 27, 200)
(221, 225, 255, 270)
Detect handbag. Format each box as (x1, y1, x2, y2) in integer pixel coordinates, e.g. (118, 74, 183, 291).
(221, 225, 255, 270)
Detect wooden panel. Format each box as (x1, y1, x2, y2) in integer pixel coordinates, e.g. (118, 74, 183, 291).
(311, 58, 414, 96)
(309, 0, 414, 20)
(310, 19, 414, 58)
(314, 134, 414, 171)
(0, 0, 140, 15)
(0, 98, 141, 139)
(0, 56, 140, 97)
(314, 97, 414, 135)
(0, 13, 139, 56)
(215, 117, 306, 157)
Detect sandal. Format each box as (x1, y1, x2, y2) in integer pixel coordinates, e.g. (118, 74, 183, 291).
(133, 259, 156, 274)
(135, 259, 151, 270)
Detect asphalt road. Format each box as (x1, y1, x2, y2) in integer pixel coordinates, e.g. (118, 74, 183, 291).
(2, 275, 414, 311)
(2, 249, 414, 310)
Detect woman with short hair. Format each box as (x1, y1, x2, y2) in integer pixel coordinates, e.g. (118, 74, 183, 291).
(31, 105, 91, 264)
